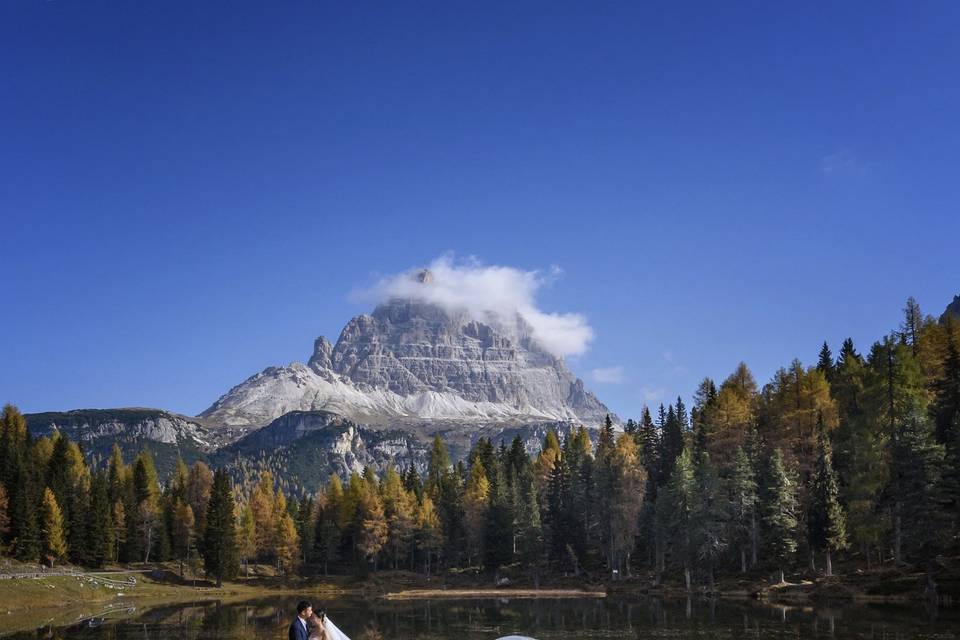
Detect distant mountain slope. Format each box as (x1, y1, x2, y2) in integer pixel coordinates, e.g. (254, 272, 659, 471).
(211, 410, 595, 493)
(25, 408, 211, 477)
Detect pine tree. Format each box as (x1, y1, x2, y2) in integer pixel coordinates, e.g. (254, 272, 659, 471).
(515, 464, 543, 585)
(762, 449, 798, 583)
(415, 495, 443, 576)
(608, 433, 645, 579)
(40, 488, 67, 565)
(665, 448, 695, 590)
(483, 458, 513, 575)
(660, 404, 684, 485)
(889, 409, 948, 595)
(808, 415, 847, 576)
(315, 475, 342, 575)
(11, 456, 40, 561)
(0, 483, 9, 550)
(85, 472, 114, 568)
(463, 454, 490, 566)
(901, 296, 923, 356)
(203, 469, 238, 587)
(730, 447, 758, 572)
(691, 450, 726, 588)
(295, 496, 316, 565)
(817, 342, 835, 383)
(381, 465, 416, 570)
(932, 326, 960, 446)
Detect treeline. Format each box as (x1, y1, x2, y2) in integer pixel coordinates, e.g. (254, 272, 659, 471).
(1, 297, 958, 593)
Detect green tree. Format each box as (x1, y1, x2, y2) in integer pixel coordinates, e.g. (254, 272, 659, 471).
(889, 409, 949, 596)
(85, 472, 114, 568)
(762, 449, 798, 584)
(730, 447, 759, 572)
(691, 450, 726, 588)
(203, 469, 238, 587)
(808, 415, 847, 576)
(665, 448, 695, 590)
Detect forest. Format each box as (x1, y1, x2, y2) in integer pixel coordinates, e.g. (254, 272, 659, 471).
(1, 297, 958, 594)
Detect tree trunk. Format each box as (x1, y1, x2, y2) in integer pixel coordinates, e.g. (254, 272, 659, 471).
(779, 567, 785, 584)
(750, 512, 758, 567)
(825, 549, 833, 577)
(684, 567, 691, 592)
(925, 559, 938, 604)
(894, 506, 902, 565)
(809, 549, 816, 572)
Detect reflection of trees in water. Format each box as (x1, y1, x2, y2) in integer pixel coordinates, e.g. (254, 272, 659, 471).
(11, 596, 960, 640)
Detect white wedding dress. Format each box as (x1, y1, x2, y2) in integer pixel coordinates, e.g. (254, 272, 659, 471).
(323, 616, 352, 640)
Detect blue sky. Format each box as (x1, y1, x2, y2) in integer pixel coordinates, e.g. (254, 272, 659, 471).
(2, 2, 958, 420)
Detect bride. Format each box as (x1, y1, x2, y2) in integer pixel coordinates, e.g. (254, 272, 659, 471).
(308, 612, 351, 640)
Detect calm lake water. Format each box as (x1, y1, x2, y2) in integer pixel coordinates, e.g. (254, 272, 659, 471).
(4, 595, 958, 640)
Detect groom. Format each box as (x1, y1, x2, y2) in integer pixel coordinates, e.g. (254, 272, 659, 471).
(289, 600, 313, 640)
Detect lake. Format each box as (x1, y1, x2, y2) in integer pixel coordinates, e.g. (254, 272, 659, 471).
(4, 595, 958, 640)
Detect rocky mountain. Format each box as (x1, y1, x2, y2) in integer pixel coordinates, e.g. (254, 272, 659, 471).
(202, 273, 612, 431)
(941, 294, 960, 325)
(24, 270, 614, 488)
(211, 410, 595, 493)
(25, 408, 211, 478)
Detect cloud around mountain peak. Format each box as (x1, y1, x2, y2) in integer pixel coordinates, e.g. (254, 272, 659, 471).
(355, 254, 594, 358)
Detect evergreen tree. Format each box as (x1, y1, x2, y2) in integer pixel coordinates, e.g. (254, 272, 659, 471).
(203, 469, 238, 587)
(0, 483, 9, 550)
(415, 495, 442, 576)
(315, 475, 342, 575)
(730, 447, 759, 572)
(463, 454, 490, 566)
(85, 472, 114, 568)
(900, 296, 923, 356)
(808, 415, 847, 576)
(817, 342, 835, 383)
(889, 409, 949, 595)
(483, 458, 513, 575)
(691, 450, 726, 587)
(762, 449, 798, 583)
(172, 499, 195, 577)
(665, 448, 695, 590)
(932, 326, 960, 445)
(608, 433, 645, 579)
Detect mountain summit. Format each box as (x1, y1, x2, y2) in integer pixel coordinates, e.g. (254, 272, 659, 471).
(201, 280, 611, 429)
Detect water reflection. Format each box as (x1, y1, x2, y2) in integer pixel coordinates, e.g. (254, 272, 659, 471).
(8, 595, 959, 640)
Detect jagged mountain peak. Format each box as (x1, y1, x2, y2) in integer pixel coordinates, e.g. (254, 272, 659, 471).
(201, 297, 612, 429)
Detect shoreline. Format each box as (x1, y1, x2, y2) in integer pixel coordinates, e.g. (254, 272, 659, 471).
(383, 588, 606, 600)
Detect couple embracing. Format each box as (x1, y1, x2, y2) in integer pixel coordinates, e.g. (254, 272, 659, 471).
(289, 600, 350, 640)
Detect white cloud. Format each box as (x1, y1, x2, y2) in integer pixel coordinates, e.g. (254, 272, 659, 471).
(354, 254, 593, 358)
(820, 149, 869, 176)
(639, 386, 666, 403)
(591, 366, 625, 384)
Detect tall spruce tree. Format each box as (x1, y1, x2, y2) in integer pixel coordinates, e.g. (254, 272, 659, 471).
(762, 449, 798, 583)
(808, 415, 847, 576)
(889, 409, 948, 596)
(730, 447, 759, 572)
(203, 469, 238, 587)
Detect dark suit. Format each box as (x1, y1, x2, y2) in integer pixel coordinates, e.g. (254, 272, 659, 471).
(289, 617, 309, 640)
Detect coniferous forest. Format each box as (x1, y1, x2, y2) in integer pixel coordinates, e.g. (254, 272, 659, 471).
(1, 297, 958, 596)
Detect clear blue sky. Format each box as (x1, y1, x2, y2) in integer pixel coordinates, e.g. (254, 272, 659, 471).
(2, 1, 957, 420)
